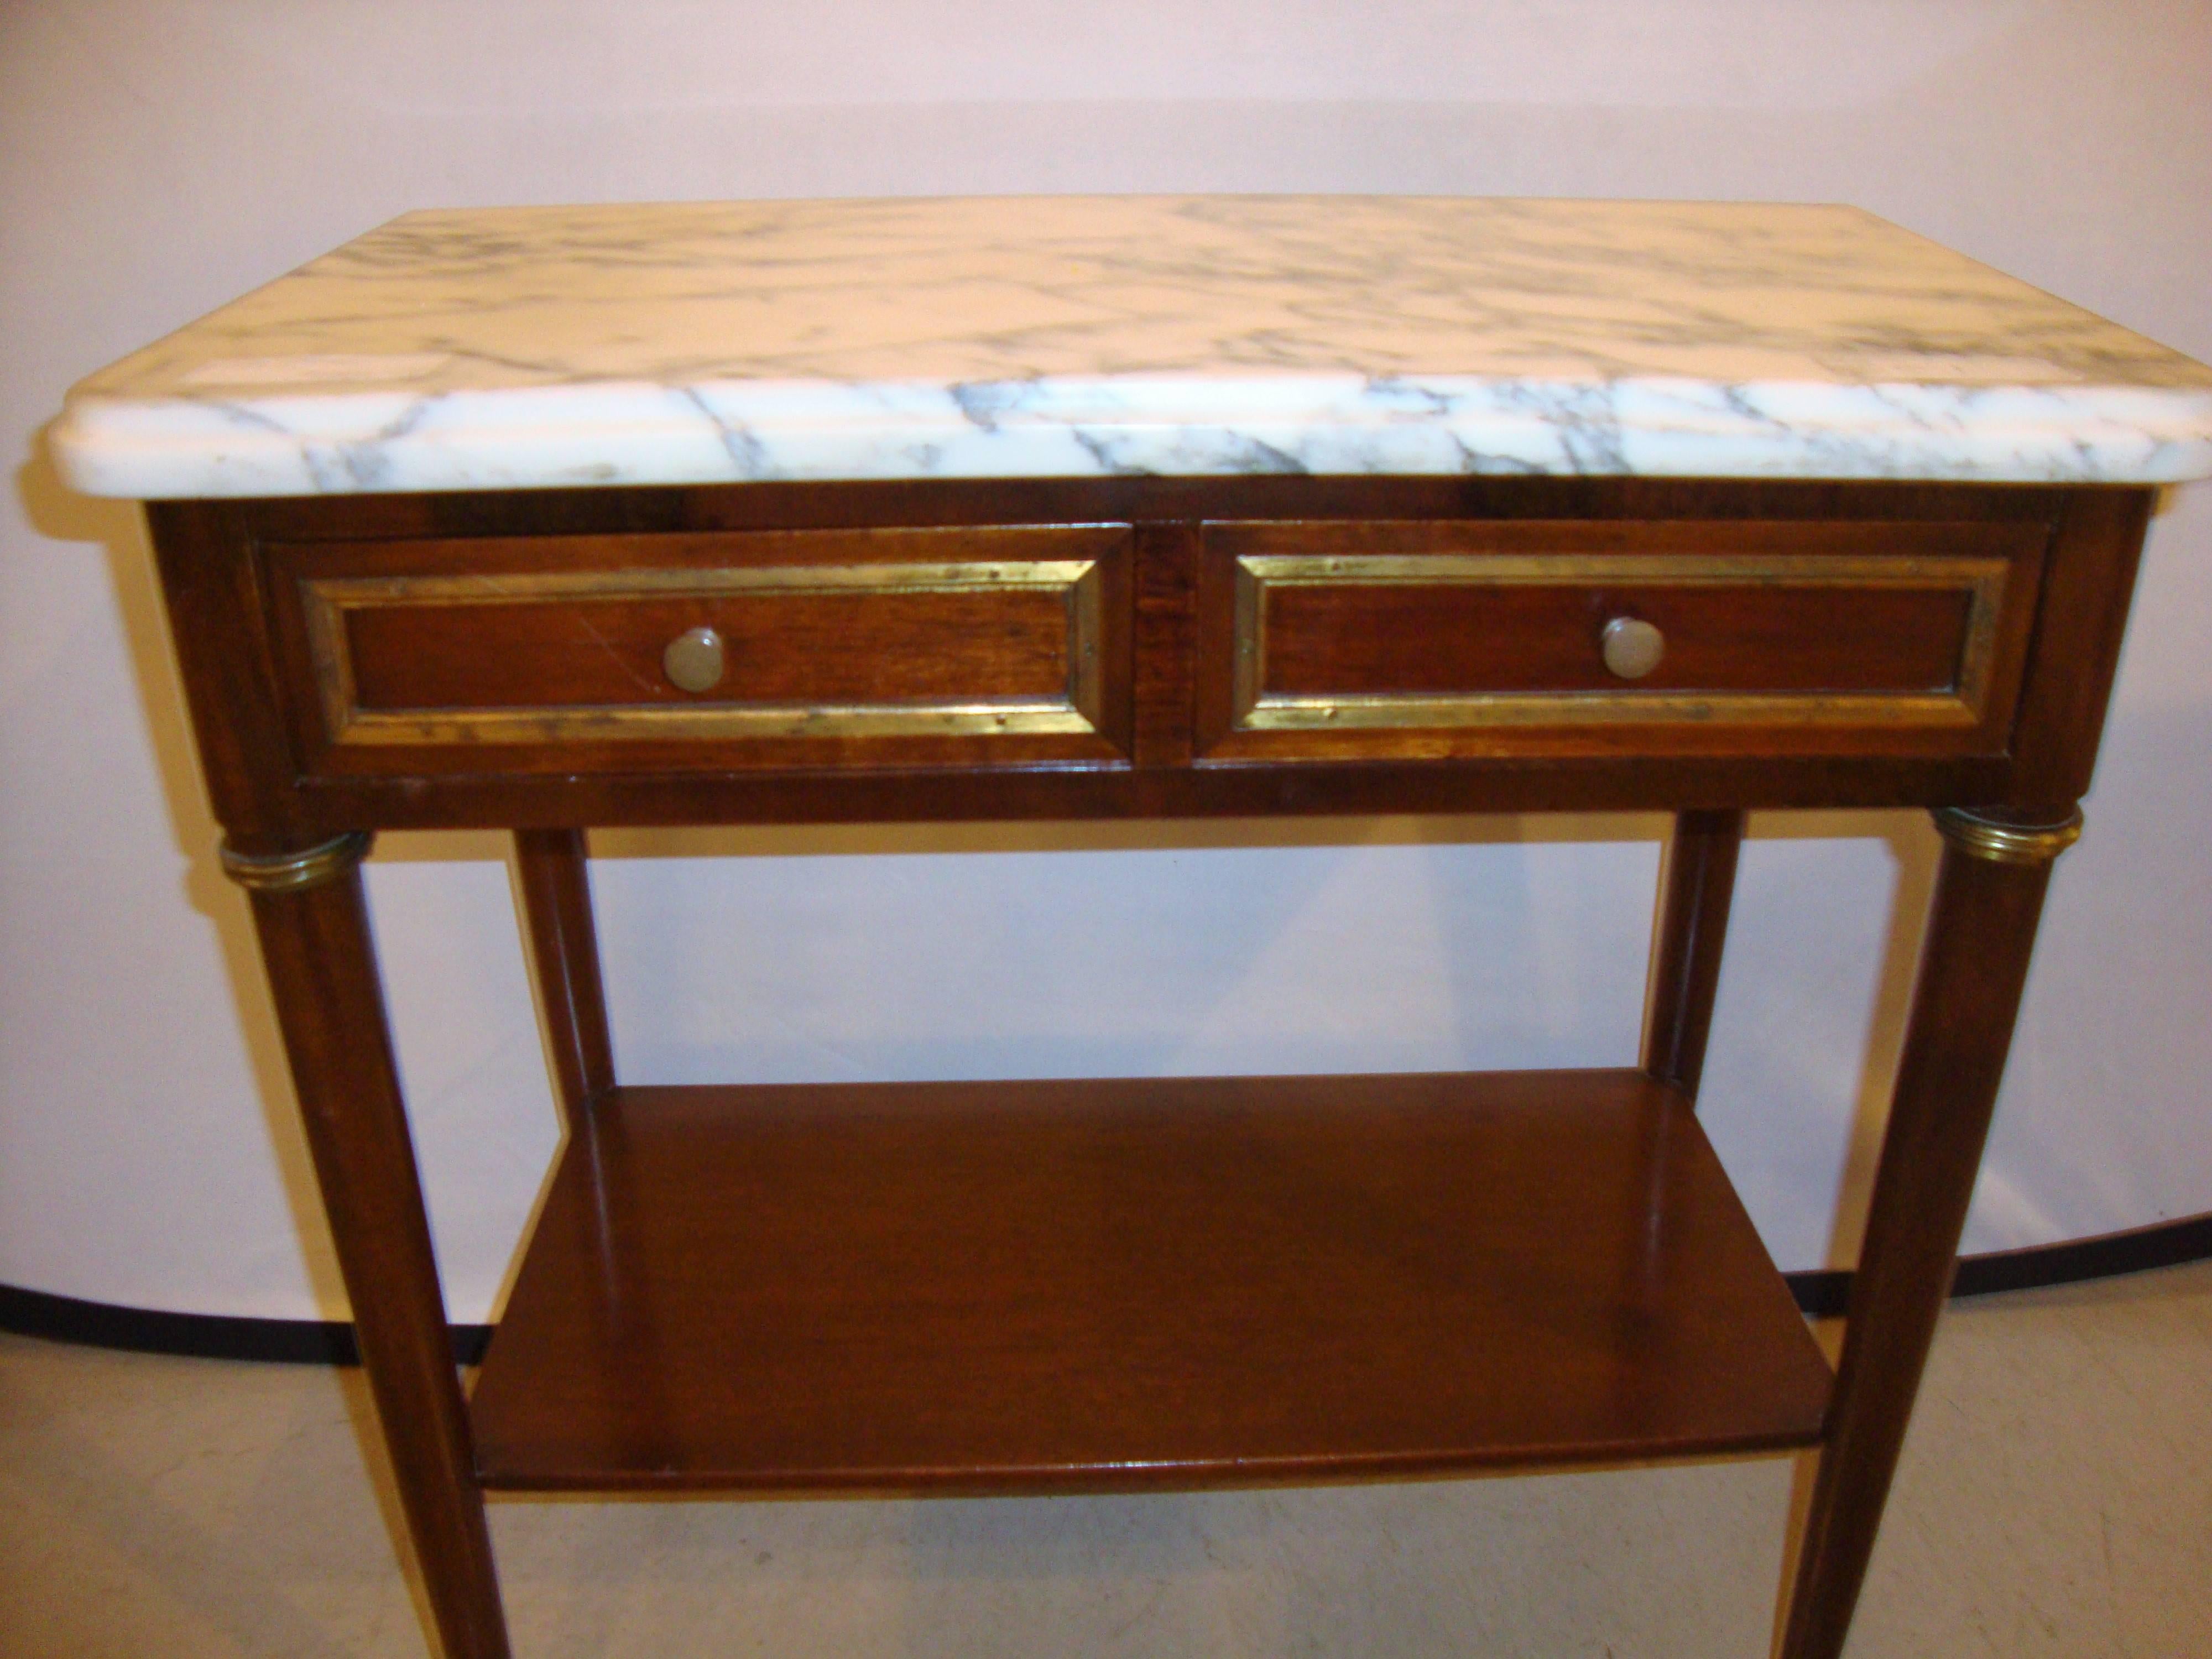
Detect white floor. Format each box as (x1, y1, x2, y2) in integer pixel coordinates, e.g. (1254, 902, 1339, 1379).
(4, 1264, 2208, 1658)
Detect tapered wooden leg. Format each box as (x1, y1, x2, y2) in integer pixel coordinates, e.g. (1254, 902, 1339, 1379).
(1643, 807, 1745, 1098)
(514, 828, 615, 1130)
(1778, 805, 2083, 1659)
(223, 832, 510, 1659)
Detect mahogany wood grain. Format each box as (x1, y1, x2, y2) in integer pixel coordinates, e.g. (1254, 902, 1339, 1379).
(469, 1070, 1833, 1494)
(1260, 582, 1972, 696)
(2006, 488, 2151, 802)
(133, 470, 2159, 1659)
(227, 474, 2070, 545)
(241, 859, 507, 1659)
(263, 524, 1135, 776)
(1778, 823, 2071, 1659)
(344, 587, 1073, 710)
(1193, 517, 2044, 764)
(513, 828, 614, 1130)
(1131, 519, 1201, 768)
(1642, 808, 1745, 1098)
(147, 479, 2146, 837)
(146, 499, 311, 839)
(292, 751, 2023, 831)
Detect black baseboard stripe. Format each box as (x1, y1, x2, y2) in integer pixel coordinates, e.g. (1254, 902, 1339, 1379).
(4, 1212, 2208, 1365)
(0, 1287, 490, 1366)
(1784, 1211, 2212, 1318)
(1782, 1271, 1856, 1321)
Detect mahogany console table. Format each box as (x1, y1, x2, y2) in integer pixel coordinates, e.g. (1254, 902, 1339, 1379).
(56, 197, 2212, 1658)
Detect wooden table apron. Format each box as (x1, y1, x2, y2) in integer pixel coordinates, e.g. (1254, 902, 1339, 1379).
(148, 472, 2148, 1659)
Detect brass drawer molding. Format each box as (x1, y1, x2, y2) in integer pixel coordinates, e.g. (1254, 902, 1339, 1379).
(1228, 550, 2015, 734)
(296, 555, 1113, 748)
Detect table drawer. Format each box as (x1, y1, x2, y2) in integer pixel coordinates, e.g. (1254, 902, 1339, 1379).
(268, 525, 1133, 774)
(1195, 520, 2047, 761)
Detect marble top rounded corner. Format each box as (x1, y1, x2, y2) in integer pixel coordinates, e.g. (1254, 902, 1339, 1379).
(53, 195, 2212, 499)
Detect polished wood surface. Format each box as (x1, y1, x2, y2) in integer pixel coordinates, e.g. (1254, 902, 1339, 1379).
(1262, 578, 1974, 693)
(1644, 808, 1746, 1098)
(240, 859, 508, 1659)
(512, 828, 613, 1130)
(344, 585, 1073, 706)
(1131, 519, 1202, 769)
(141, 470, 2157, 1659)
(1196, 517, 2038, 762)
(469, 1070, 1833, 1494)
(150, 478, 2138, 838)
(2005, 488, 2152, 802)
(1779, 831, 2069, 1659)
(265, 525, 1134, 774)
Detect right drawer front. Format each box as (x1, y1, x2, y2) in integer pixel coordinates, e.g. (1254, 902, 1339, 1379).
(1197, 519, 2048, 761)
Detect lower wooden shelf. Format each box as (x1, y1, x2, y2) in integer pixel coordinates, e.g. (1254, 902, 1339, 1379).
(469, 1070, 1832, 1494)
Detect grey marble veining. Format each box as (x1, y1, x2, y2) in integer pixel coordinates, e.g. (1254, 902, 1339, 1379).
(53, 195, 2212, 497)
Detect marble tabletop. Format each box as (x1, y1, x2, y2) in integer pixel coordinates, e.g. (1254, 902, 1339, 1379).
(52, 195, 2212, 498)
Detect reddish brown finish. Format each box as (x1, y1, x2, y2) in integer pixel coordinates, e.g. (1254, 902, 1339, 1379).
(1264, 581, 1974, 695)
(513, 829, 614, 1129)
(1780, 827, 2070, 1659)
(278, 523, 1122, 576)
(225, 473, 2069, 543)
(295, 750, 2025, 830)
(2005, 488, 2152, 801)
(1131, 519, 1201, 768)
(146, 499, 314, 839)
(1643, 808, 1746, 1098)
(1199, 509, 2048, 557)
(134, 470, 2159, 1659)
(147, 479, 2140, 836)
(344, 587, 1072, 708)
(469, 1071, 1833, 1494)
(1193, 517, 2044, 763)
(241, 861, 507, 1659)
(264, 525, 1136, 776)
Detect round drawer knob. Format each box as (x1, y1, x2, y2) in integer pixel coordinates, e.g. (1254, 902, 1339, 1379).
(662, 626, 726, 693)
(1600, 616, 1665, 681)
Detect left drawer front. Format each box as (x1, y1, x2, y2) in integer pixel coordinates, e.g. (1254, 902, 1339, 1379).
(267, 525, 1134, 774)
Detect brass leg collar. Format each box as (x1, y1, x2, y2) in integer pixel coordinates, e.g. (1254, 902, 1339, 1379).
(220, 831, 374, 893)
(1932, 806, 2083, 867)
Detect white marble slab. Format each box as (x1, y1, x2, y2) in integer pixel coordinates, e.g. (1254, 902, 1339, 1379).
(53, 196, 2212, 497)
